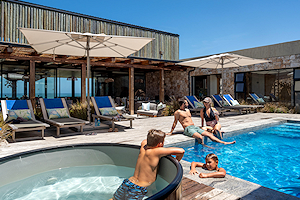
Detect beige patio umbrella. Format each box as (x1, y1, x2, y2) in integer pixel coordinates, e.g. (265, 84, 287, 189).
(179, 53, 269, 94)
(19, 28, 154, 121)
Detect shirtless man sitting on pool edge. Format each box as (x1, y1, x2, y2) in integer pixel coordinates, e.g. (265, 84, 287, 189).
(167, 98, 235, 145)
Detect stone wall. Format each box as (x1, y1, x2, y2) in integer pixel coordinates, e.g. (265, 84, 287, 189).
(145, 54, 300, 101)
(190, 54, 300, 96)
(145, 70, 190, 100)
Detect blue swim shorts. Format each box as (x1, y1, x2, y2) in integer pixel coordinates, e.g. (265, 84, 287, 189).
(113, 179, 147, 200)
(184, 125, 204, 137)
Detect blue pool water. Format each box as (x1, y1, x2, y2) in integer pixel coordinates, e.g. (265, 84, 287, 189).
(0, 165, 168, 200)
(178, 122, 300, 198)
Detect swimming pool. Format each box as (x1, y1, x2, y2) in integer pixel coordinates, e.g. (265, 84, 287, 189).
(178, 122, 300, 198)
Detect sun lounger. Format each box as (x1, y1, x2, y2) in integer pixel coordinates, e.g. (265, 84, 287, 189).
(184, 96, 204, 114)
(1, 99, 50, 141)
(211, 94, 249, 115)
(249, 93, 267, 104)
(39, 98, 88, 136)
(223, 94, 263, 112)
(269, 93, 278, 102)
(91, 96, 135, 131)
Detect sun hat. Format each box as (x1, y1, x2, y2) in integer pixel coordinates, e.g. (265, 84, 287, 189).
(203, 97, 212, 103)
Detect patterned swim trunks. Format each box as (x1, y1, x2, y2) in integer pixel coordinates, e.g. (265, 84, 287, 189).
(113, 178, 147, 200)
(184, 125, 205, 137)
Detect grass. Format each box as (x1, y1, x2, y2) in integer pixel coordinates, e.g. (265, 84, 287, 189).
(0, 114, 11, 144)
(69, 101, 95, 120)
(162, 96, 180, 116)
(259, 102, 295, 113)
(238, 99, 295, 113)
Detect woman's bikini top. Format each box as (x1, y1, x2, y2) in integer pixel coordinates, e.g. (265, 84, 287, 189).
(203, 107, 216, 122)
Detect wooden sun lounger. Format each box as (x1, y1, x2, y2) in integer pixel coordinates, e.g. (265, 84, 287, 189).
(211, 94, 250, 115)
(39, 98, 88, 136)
(223, 94, 263, 113)
(1, 100, 50, 142)
(91, 96, 135, 131)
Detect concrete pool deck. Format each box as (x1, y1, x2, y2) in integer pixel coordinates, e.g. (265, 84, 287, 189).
(0, 112, 300, 199)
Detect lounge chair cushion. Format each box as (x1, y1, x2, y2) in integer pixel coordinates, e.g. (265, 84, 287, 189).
(257, 98, 265, 103)
(7, 109, 32, 121)
(47, 108, 70, 119)
(194, 101, 204, 108)
(157, 102, 166, 110)
(223, 101, 230, 106)
(99, 107, 118, 116)
(217, 100, 229, 106)
(142, 102, 150, 111)
(230, 100, 240, 106)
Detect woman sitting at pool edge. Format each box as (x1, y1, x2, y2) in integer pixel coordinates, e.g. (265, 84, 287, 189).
(200, 97, 223, 139)
(189, 153, 226, 178)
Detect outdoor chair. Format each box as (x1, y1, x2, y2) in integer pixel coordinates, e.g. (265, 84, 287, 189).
(184, 96, 204, 114)
(137, 102, 166, 117)
(211, 94, 249, 115)
(269, 93, 278, 102)
(91, 96, 135, 131)
(39, 98, 88, 136)
(249, 93, 266, 104)
(1, 99, 50, 142)
(223, 94, 263, 113)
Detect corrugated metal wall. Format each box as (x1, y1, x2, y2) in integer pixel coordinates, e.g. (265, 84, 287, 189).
(0, 0, 179, 60)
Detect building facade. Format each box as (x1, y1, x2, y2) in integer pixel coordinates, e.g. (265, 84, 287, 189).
(0, 0, 183, 110)
(147, 40, 300, 111)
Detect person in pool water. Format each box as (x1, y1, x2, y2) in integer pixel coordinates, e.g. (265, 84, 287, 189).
(111, 129, 185, 200)
(167, 98, 235, 145)
(189, 153, 226, 178)
(200, 97, 223, 139)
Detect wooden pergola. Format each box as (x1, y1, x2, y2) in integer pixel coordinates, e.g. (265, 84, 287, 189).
(0, 42, 189, 114)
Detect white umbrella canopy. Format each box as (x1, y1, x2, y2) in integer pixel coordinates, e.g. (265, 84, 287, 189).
(19, 28, 154, 122)
(179, 53, 269, 94)
(179, 53, 269, 68)
(19, 28, 154, 57)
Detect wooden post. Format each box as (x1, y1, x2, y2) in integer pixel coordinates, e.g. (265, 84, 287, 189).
(159, 69, 165, 102)
(29, 60, 36, 106)
(129, 67, 134, 115)
(81, 63, 86, 103)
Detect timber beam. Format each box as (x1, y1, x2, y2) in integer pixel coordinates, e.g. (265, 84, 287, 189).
(0, 53, 188, 71)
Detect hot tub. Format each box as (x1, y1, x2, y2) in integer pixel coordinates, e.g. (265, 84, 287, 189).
(0, 143, 183, 200)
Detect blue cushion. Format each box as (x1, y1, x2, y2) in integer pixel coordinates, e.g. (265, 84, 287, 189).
(44, 98, 64, 109)
(223, 94, 233, 103)
(186, 96, 197, 107)
(94, 96, 112, 108)
(6, 100, 28, 110)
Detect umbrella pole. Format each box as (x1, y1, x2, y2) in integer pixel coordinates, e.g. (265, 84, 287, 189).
(86, 36, 91, 123)
(221, 57, 224, 96)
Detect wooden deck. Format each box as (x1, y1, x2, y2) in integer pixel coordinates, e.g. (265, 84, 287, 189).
(181, 177, 240, 200)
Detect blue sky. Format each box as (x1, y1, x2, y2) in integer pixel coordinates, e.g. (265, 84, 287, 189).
(25, 0, 300, 60)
